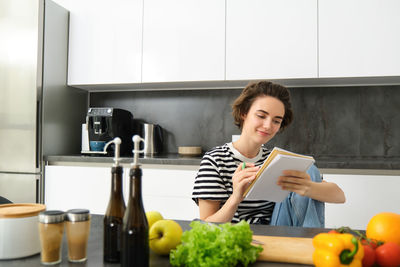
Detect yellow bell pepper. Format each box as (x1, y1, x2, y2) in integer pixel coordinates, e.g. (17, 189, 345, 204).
(312, 232, 364, 267)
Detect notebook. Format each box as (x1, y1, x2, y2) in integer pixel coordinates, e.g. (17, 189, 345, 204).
(243, 147, 315, 202)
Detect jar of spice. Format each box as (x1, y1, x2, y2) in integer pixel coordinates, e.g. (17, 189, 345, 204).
(65, 209, 91, 262)
(38, 210, 65, 265)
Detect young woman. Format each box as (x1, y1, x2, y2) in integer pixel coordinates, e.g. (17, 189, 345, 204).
(192, 81, 345, 225)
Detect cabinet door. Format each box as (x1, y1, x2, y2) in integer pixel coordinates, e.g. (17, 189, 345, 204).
(45, 165, 199, 220)
(226, 0, 318, 80)
(319, 0, 400, 77)
(141, 167, 199, 221)
(142, 0, 225, 82)
(0, 173, 37, 203)
(61, 0, 143, 85)
(324, 174, 400, 230)
(45, 166, 112, 214)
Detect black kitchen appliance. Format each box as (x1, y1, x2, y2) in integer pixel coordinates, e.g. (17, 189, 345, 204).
(84, 108, 133, 156)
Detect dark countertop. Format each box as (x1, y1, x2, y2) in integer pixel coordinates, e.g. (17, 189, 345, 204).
(45, 154, 400, 170)
(0, 215, 332, 267)
(45, 154, 202, 166)
(314, 155, 400, 170)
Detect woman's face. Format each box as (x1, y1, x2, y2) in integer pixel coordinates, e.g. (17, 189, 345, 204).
(241, 95, 285, 145)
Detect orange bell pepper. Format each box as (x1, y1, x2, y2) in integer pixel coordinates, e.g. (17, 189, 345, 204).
(312, 232, 364, 267)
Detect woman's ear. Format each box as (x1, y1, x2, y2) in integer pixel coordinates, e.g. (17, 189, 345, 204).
(239, 113, 247, 129)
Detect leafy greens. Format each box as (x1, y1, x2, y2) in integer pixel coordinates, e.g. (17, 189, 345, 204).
(170, 220, 263, 267)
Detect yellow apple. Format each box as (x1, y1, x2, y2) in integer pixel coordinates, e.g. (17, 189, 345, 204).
(146, 211, 163, 229)
(149, 219, 183, 255)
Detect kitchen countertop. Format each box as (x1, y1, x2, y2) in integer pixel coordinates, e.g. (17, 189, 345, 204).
(46, 153, 203, 166)
(0, 215, 331, 267)
(45, 154, 400, 174)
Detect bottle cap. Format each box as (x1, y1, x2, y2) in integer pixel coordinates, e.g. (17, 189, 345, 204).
(39, 210, 65, 224)
(104, 137, 122, 166)
(65, 209, 91, 222)
(132, 135, 145, 167)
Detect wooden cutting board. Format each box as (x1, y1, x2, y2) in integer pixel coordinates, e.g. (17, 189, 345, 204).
(252, 235, 314, 265)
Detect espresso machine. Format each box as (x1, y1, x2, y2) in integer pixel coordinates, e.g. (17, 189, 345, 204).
(82, 108, 134, 156)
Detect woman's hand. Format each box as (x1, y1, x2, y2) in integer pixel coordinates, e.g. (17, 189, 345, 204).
(277, 170, 312, 197)
(231, 162, 259, 203)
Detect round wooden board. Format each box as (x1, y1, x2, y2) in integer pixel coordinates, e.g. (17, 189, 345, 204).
(0, 203, 46, 218)
(178, 146, 202, 156)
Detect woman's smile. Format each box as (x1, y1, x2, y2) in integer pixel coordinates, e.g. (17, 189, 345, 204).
(256, 129, 270, 137)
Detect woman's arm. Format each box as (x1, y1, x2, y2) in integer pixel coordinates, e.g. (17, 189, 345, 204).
(306, 180, 346, 203)
(198, 163, 260, 223)
(199, 198, 239, 223)
(277, 170, 346, 203)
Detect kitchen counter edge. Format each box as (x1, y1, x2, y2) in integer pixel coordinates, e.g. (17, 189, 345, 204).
(44, 155, 400, 175)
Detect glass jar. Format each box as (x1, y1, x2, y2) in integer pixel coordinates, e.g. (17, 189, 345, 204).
(65, 209, 91, 262)
(38, 210, 65, 265)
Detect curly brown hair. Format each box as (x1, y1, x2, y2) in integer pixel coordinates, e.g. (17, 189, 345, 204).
(232, 81, 293, 131)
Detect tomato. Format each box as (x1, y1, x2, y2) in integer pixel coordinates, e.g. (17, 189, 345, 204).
(375, 242, 400, 267)
(328, 230, 339, 234)
(361, 238, 379, 250)
(362, 244, 376, 267)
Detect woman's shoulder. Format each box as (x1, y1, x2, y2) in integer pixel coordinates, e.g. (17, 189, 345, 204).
(202, 143, 234, 162)
(204, 143, 231, 156)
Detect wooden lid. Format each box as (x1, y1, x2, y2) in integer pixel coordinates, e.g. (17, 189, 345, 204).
(0, 203, 46, 218)
(178, 146, 202, 156)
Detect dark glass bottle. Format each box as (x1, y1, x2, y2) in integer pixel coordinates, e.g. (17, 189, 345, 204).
(121, 166, 149, 267)
(104, 165, 126, 263)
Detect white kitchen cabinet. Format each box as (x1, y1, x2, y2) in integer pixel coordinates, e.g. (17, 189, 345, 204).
(226, 0, 318, 80)
(141, 167, 199, 220)
(44, 165, 199, 220)
(45, 165, 112, 214)
(324, 173, 400, 230)
(142, 0, 225, 82)
(319, 0, 400, 77)
(55, 0, 143, 85)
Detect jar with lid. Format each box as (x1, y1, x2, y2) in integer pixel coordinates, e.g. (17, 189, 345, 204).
(38, 210, 65, 265)
(65, 209, 91, 262)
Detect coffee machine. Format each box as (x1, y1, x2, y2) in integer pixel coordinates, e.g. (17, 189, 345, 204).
(82, 108, 133, 156)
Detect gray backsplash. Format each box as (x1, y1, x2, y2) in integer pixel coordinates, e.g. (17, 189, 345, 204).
(90, 85, 400, 159)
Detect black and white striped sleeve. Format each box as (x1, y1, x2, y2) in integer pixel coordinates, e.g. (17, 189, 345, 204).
(192, 154, 229, 205)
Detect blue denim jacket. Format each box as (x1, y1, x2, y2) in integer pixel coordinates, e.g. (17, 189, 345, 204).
(269, 164, 325, 228)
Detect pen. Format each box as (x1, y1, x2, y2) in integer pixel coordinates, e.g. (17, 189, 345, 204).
(242, 162, 246, 170)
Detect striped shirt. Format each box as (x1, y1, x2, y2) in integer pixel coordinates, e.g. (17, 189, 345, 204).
(192, 143, 275, 224)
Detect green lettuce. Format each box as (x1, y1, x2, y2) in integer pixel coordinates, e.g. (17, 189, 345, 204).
(170, 220, 263, 267)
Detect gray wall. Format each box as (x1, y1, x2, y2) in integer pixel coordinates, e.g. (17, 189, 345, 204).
(42, 0, 88, 156)
(90, 85, 400, 159)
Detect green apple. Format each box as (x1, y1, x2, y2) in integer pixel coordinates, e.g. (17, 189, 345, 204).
(149, 219, 183, 255)
(146, 211, 163, 229)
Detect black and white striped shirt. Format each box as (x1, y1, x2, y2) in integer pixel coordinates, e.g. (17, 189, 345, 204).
(192, 143, 275, 224)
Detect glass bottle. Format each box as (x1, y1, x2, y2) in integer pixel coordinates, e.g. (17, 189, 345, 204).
(121, 135, 149, 267)
(103, 137, 126, 263)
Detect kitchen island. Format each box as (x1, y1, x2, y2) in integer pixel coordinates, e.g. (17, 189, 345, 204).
(43, 158, 400, 230)
(0, 215, 330, 267)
